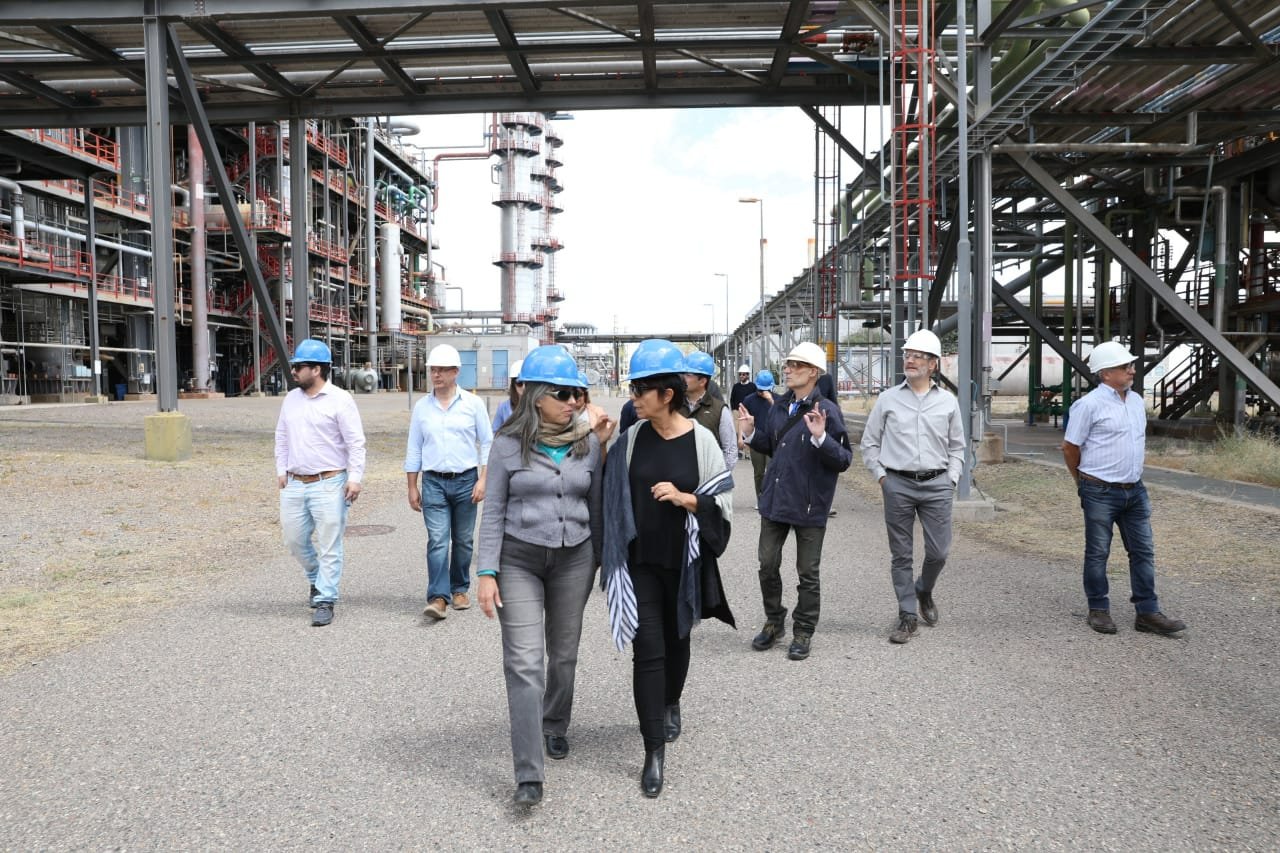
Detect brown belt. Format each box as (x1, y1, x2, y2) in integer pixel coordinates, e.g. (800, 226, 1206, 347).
(289, 469, 344, 484)
(1079, 472, 1138, 489)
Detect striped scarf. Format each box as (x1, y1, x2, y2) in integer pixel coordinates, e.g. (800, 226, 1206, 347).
(601, 423, 734, 650)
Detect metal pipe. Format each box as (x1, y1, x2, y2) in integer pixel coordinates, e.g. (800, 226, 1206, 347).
(189, 125, 209, 392)
(31, 221, 153, 258)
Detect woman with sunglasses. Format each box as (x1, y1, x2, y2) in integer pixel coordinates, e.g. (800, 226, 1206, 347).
(475, 345, 607, 807)
(601, 339, 735, 798)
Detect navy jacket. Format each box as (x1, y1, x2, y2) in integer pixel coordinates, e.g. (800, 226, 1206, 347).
(746, 390, 852, 526)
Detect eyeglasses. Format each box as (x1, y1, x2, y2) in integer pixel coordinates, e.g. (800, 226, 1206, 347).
(548, 387, 585, 402)
(783, 360, 813, 371)
(629, 382, 656, 397)
(903, 351, 933, 362)
(290, 363, 318, 372)
(428, 366, 457, 374)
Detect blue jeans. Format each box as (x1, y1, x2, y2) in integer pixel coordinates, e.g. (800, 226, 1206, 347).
(280, 472, 349, 604)
(1078, 479, 1159, 614)
(420, 469, 479, 602)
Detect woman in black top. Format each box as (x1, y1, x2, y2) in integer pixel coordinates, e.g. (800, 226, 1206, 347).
(601, 340, 735, 798)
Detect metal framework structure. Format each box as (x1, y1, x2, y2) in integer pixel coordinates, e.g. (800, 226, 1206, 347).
(0, 0, 1278, 476)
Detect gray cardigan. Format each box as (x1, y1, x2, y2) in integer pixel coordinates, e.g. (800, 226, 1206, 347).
(476, 432, 604, 571)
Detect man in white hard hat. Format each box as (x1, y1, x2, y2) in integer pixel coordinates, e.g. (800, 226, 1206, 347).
(729, 364, 755, 411)
(405, 342, 494, 620)
(860, 329, 965, 645)
(1061, 341, 1186, 636)
(737, 341, 853, 661)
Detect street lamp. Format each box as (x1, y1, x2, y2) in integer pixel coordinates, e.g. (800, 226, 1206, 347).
(738, 197, 765, 368)
(713, 272, 729, 374)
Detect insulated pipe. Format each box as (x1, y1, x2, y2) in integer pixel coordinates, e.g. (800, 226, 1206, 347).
(0, 176, 25, 241)
(30, 221, 153, 258)
(365, 117, 378, 369)
(189, 125, 209, 392)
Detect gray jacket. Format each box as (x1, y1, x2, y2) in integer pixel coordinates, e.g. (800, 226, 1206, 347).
(476, 433, 604, 571)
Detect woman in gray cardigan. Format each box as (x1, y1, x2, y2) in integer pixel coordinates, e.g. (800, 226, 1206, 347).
(475, 345, 609, 806)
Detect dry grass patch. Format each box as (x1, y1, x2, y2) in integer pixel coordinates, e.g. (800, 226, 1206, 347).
(0, 420, 411, 676)
(1147, 433, 1280, 487)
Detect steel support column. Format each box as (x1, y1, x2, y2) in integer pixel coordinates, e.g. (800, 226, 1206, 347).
(144, 17, 177, 412)
(1008, 150, 1280, 409)
(290, 116, 310, 344)
(84, 176, 101, 398)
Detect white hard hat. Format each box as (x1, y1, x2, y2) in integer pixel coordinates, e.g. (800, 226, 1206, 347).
(509, 359, 524, 381)
(737, 364, 752, 375)
(426, 343, 462, 368)
(785, 341, 827, 372)
(1087, 341, 1137, 373)
(903, 329, 943, 358)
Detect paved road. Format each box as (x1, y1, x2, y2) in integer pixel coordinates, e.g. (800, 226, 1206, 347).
(2, 395, 1276, 849)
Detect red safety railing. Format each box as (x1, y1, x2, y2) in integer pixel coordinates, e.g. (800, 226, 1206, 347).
(17, 128, 118, 170)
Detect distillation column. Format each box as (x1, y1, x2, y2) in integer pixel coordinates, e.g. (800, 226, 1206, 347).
(491, 113, 546, 326)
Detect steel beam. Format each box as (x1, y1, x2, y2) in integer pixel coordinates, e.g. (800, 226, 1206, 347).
(800, 105, 870, 172)
(991, 282, 1093, 380)
(163, 24, 292, 388)
(766, 0, 812, 87)
(144, 17, 178, 412)
(1008, 150, 1280, 410)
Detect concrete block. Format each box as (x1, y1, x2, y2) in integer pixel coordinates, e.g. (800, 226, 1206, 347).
(953, 497, 997, 521)
(144, 412, 192, 462)
(977, 431, 1005, 464)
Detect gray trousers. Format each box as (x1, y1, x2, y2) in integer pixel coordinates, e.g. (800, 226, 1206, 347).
(881, 472, 954, 615)
(495, 536, 595, 784)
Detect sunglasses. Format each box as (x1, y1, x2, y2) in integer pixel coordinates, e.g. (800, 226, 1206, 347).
(548, 387, 585, 402)
(290, 363, 319, 372)
(629, 382, 657, 397)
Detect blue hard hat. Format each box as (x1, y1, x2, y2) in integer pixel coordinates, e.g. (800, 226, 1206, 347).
(577, 371, 589, 386)
(290, 338, 332, 364)
(754, 369, 775, 391)
(683, 351, 715, 377)
(518, 345, 585, 387)
(629, 339, 685, 380)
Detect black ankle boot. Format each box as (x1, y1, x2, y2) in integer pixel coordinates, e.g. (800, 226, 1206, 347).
(641, 745, 665, 797)
(663, 703, 682, 743)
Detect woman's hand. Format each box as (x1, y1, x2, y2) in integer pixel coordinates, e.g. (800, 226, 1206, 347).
(651, 481, 696, 511)
(593, 414, 617, 445)
(477, 575, 501, 618)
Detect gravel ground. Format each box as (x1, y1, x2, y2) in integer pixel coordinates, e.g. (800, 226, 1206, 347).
(1, 394, 1277, 850)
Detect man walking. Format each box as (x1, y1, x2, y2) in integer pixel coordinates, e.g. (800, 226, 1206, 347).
(738, 342, 852, 661)
(405, 342, 493, 620)
(729, 364, 755, 411)
(683, 351, 738, 472)
(1062, 342, 1186, 636)
(860, 329, 964, 645)
(274, 339, 366, 628)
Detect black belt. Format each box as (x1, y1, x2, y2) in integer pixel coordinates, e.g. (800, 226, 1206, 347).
(886, 467, 946, 482)
(1079, 472, 1139, 490)
(425, 468, 476, 480)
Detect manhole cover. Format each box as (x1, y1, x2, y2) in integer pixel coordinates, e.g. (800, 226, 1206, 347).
(346, 524, 395, 537)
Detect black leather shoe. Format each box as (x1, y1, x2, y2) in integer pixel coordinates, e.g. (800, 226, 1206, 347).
(888, 613, 917, 644)
(641, 746, 665, 798)
(751, 622, 785, 651)
(1087, 609, 1117, 634)
(787, 634, 811, 661)
(311, 603, 334, 627)
(663, 704, 682, 743)
(513, 782, 542, 805)
(917, 589, 939, 626)
(544, 734, 569, 760)
(1135, 611, 1186, 635)
(309, 584, 320, 608)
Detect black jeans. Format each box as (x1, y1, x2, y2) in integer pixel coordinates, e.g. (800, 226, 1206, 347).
(758, 518, 826, 637)
(630, 562, 690, 751)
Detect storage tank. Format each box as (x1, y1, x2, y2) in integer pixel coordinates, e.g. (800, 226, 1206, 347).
(379, 222, 402, 332)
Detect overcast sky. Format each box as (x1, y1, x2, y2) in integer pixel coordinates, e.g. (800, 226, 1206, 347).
(407, 107, 874, 339)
